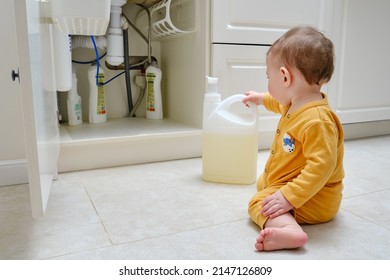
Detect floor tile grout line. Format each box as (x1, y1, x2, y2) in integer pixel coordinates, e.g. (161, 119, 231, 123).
(340, 207, 390, 232)
(42, 218, 252, 259)
(77, 172, 115, 246)
(109, 217, 252, 248)
(342, 187, 390, 200)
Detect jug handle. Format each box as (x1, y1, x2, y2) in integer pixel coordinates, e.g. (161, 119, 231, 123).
(216, 94, 257, 122)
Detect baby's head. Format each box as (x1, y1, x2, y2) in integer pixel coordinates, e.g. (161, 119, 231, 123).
(267, 26, 334, 85)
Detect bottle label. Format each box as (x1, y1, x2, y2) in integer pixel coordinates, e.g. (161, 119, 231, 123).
(97, 73, 106, 115)
(146, 72, 156, 112)
(75, 103, 82, 120)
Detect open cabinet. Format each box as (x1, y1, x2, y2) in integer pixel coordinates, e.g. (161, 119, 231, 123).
(57, 0, 203, 173)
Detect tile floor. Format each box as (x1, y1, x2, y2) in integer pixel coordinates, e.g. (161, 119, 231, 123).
(1, 135, 390, 260)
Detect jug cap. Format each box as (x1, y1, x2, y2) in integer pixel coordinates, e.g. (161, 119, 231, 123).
(206, 76, 218, 94)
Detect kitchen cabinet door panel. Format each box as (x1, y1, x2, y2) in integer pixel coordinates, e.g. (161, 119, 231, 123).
(212, 44, 279, 148)
(329, 0, 390, 124)
(14, 0, 60, 217)
(212, 0, 333, 44)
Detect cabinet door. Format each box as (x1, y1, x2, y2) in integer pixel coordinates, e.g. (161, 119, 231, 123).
(14, 0, 60, 217)
(212, 44, 279, 149)
(212, 0, 334, 44)
(328, 0, 390, 124)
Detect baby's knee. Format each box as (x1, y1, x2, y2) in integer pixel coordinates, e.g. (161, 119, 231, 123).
(248, 188, 279, 228)
(247, 188, 274, 215)
(248, 197, 267, 228)
(248, 195, 262, 213)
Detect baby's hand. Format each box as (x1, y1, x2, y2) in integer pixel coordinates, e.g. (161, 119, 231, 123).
(242, 91, 264, 107)
(261, 190, 293, 219)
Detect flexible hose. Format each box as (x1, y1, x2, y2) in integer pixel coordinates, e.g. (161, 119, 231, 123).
(136, 4, 152, 64)
(123, 28, 134, 115)
(129, 82, 146, 117)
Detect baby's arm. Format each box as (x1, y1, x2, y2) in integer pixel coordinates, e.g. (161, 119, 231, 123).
(242, 91, 265, 106)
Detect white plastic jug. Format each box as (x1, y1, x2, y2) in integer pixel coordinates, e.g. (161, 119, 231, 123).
(202, 94, 258, 184)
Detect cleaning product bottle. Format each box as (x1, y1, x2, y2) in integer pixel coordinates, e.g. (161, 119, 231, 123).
(202, 94, 258, 185)
(145, 61, 163, 119)
(88, 63, 107, 123)
(202, 76, 221, 128)
(67, 72, 82, 126)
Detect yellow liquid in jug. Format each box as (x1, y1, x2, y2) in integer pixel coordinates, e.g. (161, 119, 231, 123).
(202, 133, 258, 184)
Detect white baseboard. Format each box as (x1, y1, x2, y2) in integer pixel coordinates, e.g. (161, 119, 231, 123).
(0, 159, 29, 187)
(343, 120, 390, 140)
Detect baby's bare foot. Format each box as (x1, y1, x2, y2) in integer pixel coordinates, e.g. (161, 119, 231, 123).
(255, 230, 267, 251)
(255, 227, 308, 251)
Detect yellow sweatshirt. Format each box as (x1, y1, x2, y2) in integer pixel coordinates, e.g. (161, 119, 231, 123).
(248, 92, 344, 228)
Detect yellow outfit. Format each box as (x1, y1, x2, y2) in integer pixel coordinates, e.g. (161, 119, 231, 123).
(248, 92, 344, 229)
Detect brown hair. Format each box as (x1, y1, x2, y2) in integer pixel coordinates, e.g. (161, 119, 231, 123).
(267, 26, 334, 85)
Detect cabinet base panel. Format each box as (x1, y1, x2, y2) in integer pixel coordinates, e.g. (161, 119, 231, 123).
(58, 118, 202, 172)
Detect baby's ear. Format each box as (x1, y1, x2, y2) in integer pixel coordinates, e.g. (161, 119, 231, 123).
(280, 67, 292, 87)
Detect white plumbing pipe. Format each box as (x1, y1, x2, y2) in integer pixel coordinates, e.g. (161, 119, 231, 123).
(53, 28, 72, 92)
(106, 0, 127, 66)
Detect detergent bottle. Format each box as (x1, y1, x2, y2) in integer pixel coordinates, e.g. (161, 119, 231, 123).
(67, 71, 82, 126)
(202, 91, 258, 185)
(145, 61, 163, 119)
(88, 63, 107, 124)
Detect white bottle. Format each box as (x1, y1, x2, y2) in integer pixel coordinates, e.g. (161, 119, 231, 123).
(145, 61, 163, 119)
(67, 72, 82, 126)
(202, 76, 221, 129)
(88, 64, 107, 123)
(202, 94, 258, 184)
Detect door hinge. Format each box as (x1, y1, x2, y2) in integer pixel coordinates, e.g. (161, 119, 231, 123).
(57, 110, 62, 126)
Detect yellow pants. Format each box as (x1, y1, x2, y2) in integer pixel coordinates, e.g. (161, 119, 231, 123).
(248, 177, 342, 229)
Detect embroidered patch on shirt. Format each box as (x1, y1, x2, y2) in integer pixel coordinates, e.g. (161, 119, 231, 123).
(283, 133, 295, 154)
